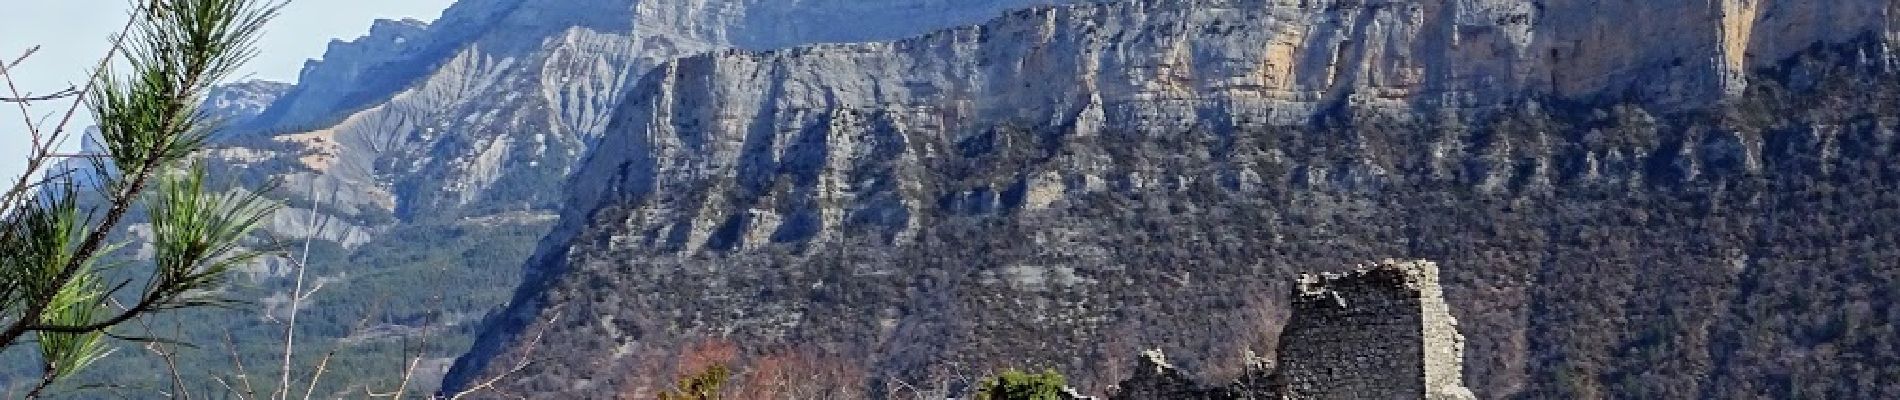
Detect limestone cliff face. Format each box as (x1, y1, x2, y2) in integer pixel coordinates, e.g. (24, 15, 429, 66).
(452, 0, 1900, 398)
(212, 0, 1084, 242)
(557, 0, 1900, 233)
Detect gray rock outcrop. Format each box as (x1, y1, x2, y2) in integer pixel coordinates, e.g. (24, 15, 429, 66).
(201, 80, 293, 129)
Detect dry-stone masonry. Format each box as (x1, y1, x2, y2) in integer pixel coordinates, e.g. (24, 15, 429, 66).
(1104, 260, 1473, 399)
(1272, 259, 1475, 399)
(1106, 350, 1256, 399)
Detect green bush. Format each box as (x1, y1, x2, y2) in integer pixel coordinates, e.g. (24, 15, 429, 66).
(975, 369, 1068, 400)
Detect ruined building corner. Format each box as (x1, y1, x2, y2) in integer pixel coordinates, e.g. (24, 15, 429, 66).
(1273, 259, 1476, 400)
(1101, 259, 1476, 399)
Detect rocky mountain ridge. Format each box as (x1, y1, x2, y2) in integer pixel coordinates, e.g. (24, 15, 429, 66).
(446, 0, 1900, 398)
(218, 0, 1092, 244)
(12, 0, 1108, 395)
(550, 0, 1900, 250)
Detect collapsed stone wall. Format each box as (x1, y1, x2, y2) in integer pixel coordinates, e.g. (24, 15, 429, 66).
(1101, 260, 1475, 399)
(1102, 350, 1277, 400)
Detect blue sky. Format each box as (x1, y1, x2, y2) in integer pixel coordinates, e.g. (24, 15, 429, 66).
(1, 0, 458, 182)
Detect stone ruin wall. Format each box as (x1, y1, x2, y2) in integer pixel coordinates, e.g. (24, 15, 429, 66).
(1273, 259, 1475, 400)
(1094, 259, 1475, 400)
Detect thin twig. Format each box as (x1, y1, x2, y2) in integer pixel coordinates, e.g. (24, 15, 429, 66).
(386, 262, 454, 400)
(25, 364, 59, 399)
(212, 377, 240, 400)
(367, 356, 422, 399)
(5, 45, 40, 71)
(299, 351, 334, 400)
(0, 88, 81, 103)
(278, 182, 329, 400)
(449, 310, 564, 400)
(113, 297, 193, 400)
(0, 45, 45, 148)
(292, 290, 385, 400)
(223, 331, 259, 400)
